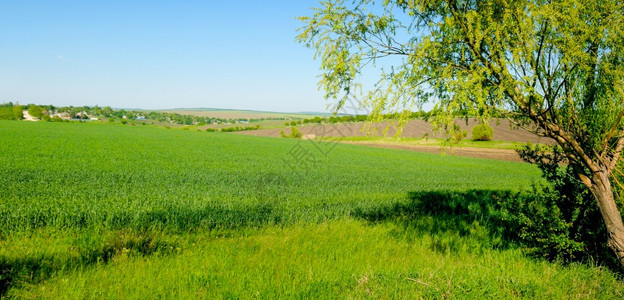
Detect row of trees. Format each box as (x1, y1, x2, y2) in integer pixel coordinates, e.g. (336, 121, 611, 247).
(296, 110, 504, 126)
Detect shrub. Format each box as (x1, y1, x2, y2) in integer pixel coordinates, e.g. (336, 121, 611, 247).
(398, 186, 615, 268)
(515, 144, 620, 268)
(28, 105, 43, 118)
(12, 105, 23, 120)
(471, 123, 493, 141)
(289, 127, 302, 139)
(280, 127, 302, 139)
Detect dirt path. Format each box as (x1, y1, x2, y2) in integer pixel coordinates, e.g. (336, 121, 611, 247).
(21, 110, 38, 121)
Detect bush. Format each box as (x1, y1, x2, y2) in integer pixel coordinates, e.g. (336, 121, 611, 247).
(516, 144, 619, 268)
(289, 127, 302, 139)
(471, 123, 493, 141)
(397, 186, 616, 268)
(280, 127, 302, 139)
(28, 105, 43, 118)
(12, 105, 23, 120)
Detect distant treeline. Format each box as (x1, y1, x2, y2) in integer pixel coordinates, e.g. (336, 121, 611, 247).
(0, 103, 293, 125)
(292, 109, 509, 126)
(2, 102, 506, 126)
(218, 125, 261, 132)
(292, 111, 429, 126)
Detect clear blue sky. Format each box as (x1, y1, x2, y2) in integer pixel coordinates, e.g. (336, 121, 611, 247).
(0, 1, 332, 112)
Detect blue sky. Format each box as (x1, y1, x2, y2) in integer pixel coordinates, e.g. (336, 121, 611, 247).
(0, 1, 334, 112)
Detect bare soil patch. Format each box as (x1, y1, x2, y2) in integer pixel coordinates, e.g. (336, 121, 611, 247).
(239, 119, 553, 143)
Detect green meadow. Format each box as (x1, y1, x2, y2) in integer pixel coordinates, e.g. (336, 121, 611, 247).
(1, 120, 622, 298)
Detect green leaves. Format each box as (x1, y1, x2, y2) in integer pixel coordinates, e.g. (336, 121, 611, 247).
(300, 1, 623, 132)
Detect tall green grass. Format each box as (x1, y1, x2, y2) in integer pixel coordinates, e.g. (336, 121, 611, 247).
(4, 220, 623, 299)
(0, 121, 539, 233)
(1, 120, 622, 297)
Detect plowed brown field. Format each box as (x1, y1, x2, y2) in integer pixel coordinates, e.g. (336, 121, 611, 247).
(236, 119, 555, 162)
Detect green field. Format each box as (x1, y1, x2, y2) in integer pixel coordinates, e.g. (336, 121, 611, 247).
(1, 121, 622, 298)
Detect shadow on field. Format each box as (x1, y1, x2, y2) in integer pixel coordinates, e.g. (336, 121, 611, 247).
(352, 190, 526, 251)
(0, 230, 177, 296)
(352, 189, 624, 277)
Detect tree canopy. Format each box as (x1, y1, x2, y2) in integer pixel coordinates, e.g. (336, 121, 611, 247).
(298, 0, 624, 267)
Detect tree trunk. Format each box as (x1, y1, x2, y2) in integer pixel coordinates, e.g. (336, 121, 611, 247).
(588, 168, 624, 267)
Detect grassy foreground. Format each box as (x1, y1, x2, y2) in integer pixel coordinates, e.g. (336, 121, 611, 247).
(5, 220, 622, 298)
(1, 121, 622, 297)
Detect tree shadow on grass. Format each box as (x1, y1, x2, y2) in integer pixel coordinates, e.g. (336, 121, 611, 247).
(352, 190, 531, 252)
(352, 189, 624, 276)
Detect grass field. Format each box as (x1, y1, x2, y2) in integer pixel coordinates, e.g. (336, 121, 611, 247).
(1, 120, 622, 298)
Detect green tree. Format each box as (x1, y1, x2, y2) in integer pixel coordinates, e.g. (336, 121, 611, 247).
(298, 0, 624, 266)
(0, 107, 13, 120)
(289, 127, 303, 139)
(28, 105, 43, 119)
(12, 105, 23, 120)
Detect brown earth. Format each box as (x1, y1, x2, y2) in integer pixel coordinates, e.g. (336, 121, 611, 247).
(236, 119, 555, 162)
